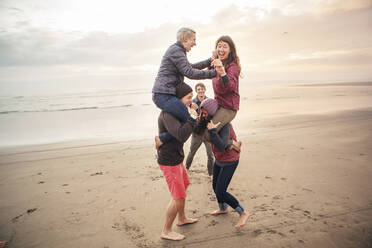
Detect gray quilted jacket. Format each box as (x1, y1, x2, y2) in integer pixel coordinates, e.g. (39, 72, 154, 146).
(152, 41, 217, 95)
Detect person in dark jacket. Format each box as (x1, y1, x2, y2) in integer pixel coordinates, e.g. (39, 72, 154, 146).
(185, 83, 214, 176)
(153, 27, 217, 147)
(157, 83, 199, 241)
(200, 98, 250, 228)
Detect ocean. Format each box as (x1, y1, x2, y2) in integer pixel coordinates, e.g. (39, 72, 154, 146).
(0, 88, 160, 147)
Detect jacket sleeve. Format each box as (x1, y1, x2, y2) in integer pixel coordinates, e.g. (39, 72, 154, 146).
(170, 49, 217, 79)
(208, 124, 230, 152)
(162, 113, 196, 143)
(215, 64, 239, 94)
(191, 58, 212, 70)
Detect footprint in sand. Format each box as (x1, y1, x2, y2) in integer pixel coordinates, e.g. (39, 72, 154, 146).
(273, 195, 282, 200)
(253, 229, 262, 236)
(208, 220, 219, 227)
(302, 188, 313, 192)
(90, 172, 104, 176)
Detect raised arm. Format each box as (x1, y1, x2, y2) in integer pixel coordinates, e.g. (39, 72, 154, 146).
(208, 122, 230, 152)
(191, 58, 212, 70)
(214, 63, 239, 94)
(162, 112, 196, 143)
(170, 49, 217, 80)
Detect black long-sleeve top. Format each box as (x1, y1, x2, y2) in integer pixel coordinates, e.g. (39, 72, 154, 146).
(157, 111, 196, 165)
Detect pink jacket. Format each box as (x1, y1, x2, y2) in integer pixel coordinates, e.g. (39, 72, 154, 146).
(212, 62, 240, 111)
(211, 124, 240, 163)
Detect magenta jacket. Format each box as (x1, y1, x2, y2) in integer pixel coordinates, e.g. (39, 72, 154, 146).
(212, 62, 240, 111)
(211, 124, 240, 163)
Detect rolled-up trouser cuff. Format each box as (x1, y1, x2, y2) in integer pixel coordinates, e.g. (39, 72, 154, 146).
(235, 205, 244, 215)
(219, 202, 228, 211)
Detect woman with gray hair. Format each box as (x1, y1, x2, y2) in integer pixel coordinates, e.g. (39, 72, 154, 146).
(152, 27, 217, 148)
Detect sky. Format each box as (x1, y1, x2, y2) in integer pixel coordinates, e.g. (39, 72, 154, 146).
(0, 0, 371, 95)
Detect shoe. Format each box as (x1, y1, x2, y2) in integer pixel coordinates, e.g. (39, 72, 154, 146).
(155, 136, 163, 150)
(231, 141, 242, 153)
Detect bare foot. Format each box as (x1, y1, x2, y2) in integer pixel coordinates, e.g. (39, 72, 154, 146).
(160, 231, 185, 241)
(231, 141, 242, 153)
(155, 136, 163, 150)
(177, 218, 199, 226)
(210, 209, 229, 215)
(235, 211, 250, 228)
(0, 241, 8, 248)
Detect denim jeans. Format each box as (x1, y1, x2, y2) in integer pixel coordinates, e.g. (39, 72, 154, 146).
(212, 160, 242, 210)
(153, 93, 190, 143)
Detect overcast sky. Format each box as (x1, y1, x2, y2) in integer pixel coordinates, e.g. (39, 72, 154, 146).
(0, 0, 371, 95)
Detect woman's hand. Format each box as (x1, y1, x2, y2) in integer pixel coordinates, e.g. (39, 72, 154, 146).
(212, 59, 226, 76)
(188, 106, 198, 117)
(212, 58, 223, 67)
(212, 50, 217, 60)
(207, 120, 221, 130)
(191, 102, 198, 110)
(215, 66, 226, 76)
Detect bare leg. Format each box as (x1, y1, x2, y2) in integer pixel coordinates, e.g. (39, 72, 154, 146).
(235, 211, 250, 228)
(161, 199, 185, 241)
(176, 198, 199, 226)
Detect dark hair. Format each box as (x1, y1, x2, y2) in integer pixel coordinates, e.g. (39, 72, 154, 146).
(194, 82, 206, 91)
(193, 113, 212, 136)
(215, 35, 241, 76)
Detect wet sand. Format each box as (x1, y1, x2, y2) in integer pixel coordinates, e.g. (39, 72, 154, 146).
(0, 82, 372, 247)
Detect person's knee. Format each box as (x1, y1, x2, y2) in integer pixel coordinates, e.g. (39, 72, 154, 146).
(215, 189, 225, 200)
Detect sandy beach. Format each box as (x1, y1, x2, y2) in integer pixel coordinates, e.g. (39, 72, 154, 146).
(1, 82, 372, 248)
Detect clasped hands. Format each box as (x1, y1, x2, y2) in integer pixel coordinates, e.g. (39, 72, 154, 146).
(211, 51, 226, 77)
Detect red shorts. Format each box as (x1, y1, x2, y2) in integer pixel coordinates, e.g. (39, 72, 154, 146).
(159, 163, 190, 199)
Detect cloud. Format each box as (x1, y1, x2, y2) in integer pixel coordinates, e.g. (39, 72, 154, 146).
(0, 0, 371, 87)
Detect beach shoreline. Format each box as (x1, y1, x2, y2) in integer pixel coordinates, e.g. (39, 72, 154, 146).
(1, 82, 372, 247)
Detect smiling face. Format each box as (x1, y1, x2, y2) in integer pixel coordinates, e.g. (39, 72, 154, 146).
(216, 41, 231, 61)
(183, 33, 196, 52)
(196, 85, 206, 98)
(180, 92, 193, 106)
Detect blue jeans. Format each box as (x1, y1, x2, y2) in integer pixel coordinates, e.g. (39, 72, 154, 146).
(153, 93, 190, 143)
(213, 160, 243, 211)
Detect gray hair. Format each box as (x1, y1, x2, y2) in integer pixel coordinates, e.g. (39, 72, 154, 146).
(176, 27, 195, 42)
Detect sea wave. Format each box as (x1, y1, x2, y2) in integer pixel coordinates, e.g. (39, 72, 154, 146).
(0, 104, 153, 115)
(0, 89, 153, 115)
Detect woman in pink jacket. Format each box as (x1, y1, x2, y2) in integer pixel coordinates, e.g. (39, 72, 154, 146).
(200, 98, 250, 228)
(201, 35, 242, 151)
